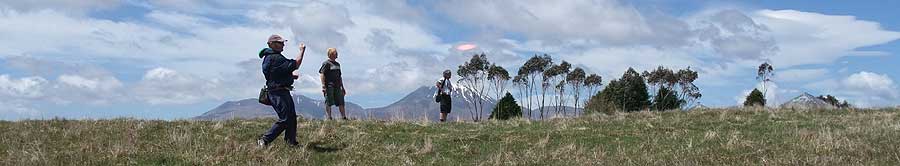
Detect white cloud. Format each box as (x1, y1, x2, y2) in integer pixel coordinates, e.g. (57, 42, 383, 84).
(775, 68, 828, 83)
(843, 72, 897, 93)
(145, 10, 216, 30)
(436, 0, 693, 46)
(753, 10, 900, 67)
(58, 75, 102, 91)
(806, 71, 899, 107)
(0, 74, 47, 98)
(0, 0, 120, 15)
(691, 9, 779, 61)
(133, 67, 223, 105)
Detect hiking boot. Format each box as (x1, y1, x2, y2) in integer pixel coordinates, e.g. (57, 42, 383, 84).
(257, 136, 269, 147)
(342, 117, 349, 121)
(286, 140, 300, 147)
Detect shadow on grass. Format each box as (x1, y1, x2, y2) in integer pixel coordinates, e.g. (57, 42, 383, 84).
(306, 141, 346, 153)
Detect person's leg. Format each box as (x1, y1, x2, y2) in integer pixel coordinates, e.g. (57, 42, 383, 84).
(324, 86, 334, 120)
(263, 90, 290, 143)
(336, 89, 347, 120)
(324, 106, 333, 120)
(439, 95, 451, 122)
(283, 92, 298, 145)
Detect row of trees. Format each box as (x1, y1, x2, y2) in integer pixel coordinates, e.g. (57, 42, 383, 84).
(511, 54, 603, 119)
(456, 53, 702, 120)
(456, 54, 604, 121)
(584, 66, 702, 114)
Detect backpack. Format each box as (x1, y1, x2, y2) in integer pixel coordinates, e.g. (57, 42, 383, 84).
(435, 79, 446, 103)
(259, 86, 272, 105)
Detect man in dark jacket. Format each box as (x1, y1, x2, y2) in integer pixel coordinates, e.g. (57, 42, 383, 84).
(258, 34, 305, 147)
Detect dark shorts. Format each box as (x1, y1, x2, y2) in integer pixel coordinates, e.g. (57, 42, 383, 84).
(324, 86, 345, 106)
(439, 95, 451, 113)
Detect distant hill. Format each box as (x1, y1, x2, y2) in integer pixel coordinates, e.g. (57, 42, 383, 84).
(366, 86, 497, 121)
(196, 86, 498, 121)
(193, 94, 366, 120)
(780, 92, 836, 109)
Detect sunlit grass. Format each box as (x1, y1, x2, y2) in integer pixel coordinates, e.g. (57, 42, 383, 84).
(2, 108, 899, 165)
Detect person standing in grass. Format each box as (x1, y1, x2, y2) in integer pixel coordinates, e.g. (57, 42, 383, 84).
(258, 34, 305, 147)
(320, 48, 348, 120)
(435, 70, 453, 122)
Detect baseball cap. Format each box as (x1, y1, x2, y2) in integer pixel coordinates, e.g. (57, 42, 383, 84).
(268, 34, 287, 43)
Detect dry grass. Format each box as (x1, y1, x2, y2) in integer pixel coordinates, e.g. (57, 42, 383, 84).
(1, 108, 899, 165)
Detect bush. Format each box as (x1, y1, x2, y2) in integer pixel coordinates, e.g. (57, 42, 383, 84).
(490, 92, 523, 120)
(743, 88, 766, 107)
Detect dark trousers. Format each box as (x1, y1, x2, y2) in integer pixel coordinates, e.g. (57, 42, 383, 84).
(440, 94, 452, 113)
(263, 90, 297, 143)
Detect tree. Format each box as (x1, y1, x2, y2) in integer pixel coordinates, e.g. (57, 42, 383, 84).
(512, 75, 527, 115)
(490, 92, 523, 120)
(643, 66, 678, 111)
(642, 66, 703, 110)
(585, 68, 650, 113)
(487, 64, 510, 103)
(518, 54, 553, 119)
(619, 68, 650, 112)
(583, 74, 603, 108)
(744, 88, 766, 107)
(457, 53, 491, 121)
(757, 62, 774, 98)
(566, 68, 586, 115)
(543, 61, 571, 116)
(675, 67, 702, 109)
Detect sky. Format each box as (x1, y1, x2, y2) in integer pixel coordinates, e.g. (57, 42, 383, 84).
(1, 0, 899, 120)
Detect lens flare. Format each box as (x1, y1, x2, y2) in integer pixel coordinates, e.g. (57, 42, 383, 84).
(455, 44, 477, 51)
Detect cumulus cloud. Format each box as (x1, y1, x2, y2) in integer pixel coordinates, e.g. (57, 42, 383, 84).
(132, 67, 222, 104)
(806, 71, 899, 107)
(0, 74, 47, 98)
(248, 1, 354, 49)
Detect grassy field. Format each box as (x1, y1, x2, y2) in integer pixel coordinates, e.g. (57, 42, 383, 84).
(2, 108, 900, 165)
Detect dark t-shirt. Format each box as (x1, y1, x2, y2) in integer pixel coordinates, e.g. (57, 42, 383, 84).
(318, 60, 342, 87)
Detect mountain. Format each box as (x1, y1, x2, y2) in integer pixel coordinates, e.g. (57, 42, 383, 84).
(366, 86, 497, 121)
(780, 92, 836, 110)
(193, 94, 366, 120)
(196, 85, 498, 121)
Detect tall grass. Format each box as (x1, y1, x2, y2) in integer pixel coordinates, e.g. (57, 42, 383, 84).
(1, 108, 899, 165)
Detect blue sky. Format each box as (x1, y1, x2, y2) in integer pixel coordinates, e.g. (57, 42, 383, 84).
(1, 0, 899, 120)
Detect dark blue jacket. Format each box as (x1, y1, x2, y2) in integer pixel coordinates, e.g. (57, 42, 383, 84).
(260, 48, 298, 88)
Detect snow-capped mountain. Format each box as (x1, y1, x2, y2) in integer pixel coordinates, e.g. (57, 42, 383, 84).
(780, 92, 836, 110)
